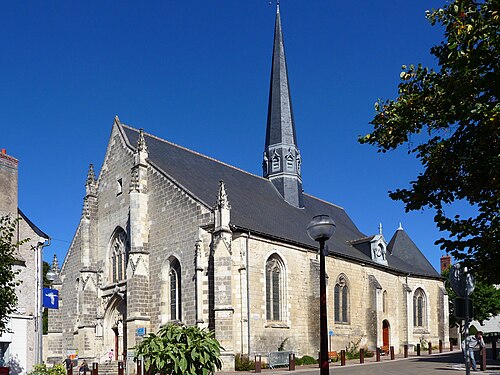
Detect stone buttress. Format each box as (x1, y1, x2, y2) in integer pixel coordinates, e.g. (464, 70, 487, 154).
(77, 164, 100, 357)
(211, 180, 236, 370)
(126, 129, 151, 351)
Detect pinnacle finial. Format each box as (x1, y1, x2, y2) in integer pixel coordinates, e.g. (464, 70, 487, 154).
(51, 254, 60, 274)
(114, 115, 121, 125)
(379, 222, 383, 235)
(86, 164, 96, 186)
(216, 180, 230, 210)
(398, 222, 403, 231)
(137, 129, 148, 153)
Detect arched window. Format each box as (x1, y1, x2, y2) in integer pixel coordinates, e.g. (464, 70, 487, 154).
(110, 229, 127, 283)
(266, 254, 285, 321)
(334, 274, 350, 323)
(169, 258, 182, 321)
(413, 288, 427, 327)
(383, 290, 388, 313)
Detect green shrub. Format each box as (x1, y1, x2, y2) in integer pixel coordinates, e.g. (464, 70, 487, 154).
(364, 349, 374, 358)
(134, 324, 223, 375)
(234, 354, 255, 371)
(295, 355, 317, 366)
(28, 364, 66, 375)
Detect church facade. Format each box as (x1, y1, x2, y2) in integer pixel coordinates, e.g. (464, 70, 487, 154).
(46, 7, 448, 371)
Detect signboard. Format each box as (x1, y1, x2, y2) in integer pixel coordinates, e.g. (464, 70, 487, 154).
(329, 330, 334, 337)
(449, 264, 475, 298)
(454, 298, 474, 319)
(66, 349, 78, 366)
(136, 327, 146, 336)
(43, 288, 59, 309)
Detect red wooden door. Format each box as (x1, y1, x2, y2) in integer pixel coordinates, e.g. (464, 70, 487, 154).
(382, 320, 390, 353)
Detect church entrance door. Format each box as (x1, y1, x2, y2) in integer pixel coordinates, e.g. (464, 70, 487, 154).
(104, 296, 127, 361)
(382, 319, 390, 353)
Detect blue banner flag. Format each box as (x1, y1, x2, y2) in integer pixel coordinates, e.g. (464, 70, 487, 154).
(43, 288, 59, 309)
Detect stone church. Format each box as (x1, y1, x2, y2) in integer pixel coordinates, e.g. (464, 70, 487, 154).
(46, 6, 448, 371)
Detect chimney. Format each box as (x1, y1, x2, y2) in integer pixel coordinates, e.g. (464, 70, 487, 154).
(0, 149, 19, 215)
(440, 255, 452, 274)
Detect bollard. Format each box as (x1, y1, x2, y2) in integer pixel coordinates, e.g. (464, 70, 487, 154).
(480, 346, 487, 371)
(428, 342, 432, 355)
(136, 359, 142, 375)
(360, 348, 364, 364)
(376, 347, 381, 362)
(340, 350, 346, 366)
(288, 353, 295, 371)
(416, 343, 421, 356)
(404, 344, 408, 358)
(439, 340, 443, 353)
(92, 363, 98, 375)
(118, 361, 124, 375)
(255, 355, 261, 373)
(450, 340, 454, 352)
(390, 346, 395, 360)
(492, 340, 497, 360)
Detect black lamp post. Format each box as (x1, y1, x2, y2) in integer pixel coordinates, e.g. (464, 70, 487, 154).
(307, 215, 336, 375)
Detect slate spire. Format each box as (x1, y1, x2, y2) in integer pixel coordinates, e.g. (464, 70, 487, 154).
(263, 5, 303, 208)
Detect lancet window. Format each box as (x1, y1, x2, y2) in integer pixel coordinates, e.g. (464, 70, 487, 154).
(266, 254, 285, 321)
(413, 288, 427, 327)
(110, 229, 127, 284)
(334, 274, 350, 324)
(169, 257, 182, 321)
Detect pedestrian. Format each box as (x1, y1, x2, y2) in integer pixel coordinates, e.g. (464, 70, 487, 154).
(462, 331, 485, 371)
(107, 349, 114, 363)
(62, 356, 72, 373)
(79, 360, 89, 374)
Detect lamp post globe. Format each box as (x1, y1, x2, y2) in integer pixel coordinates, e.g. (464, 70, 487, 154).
(307, 214, 335, 375)
(307, 214, 336, 242)
(46, 269, 56, 282)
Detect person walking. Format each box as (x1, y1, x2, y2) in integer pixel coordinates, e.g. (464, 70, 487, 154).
(462, 331, 485, 371)
(62, 356, 73, 374)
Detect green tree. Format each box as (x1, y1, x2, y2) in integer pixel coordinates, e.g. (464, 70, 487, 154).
(359, 0, 499, 283)
(134, 324, 223, 375)
(0, 216, 27, 334)
(443, 268, 500, 331)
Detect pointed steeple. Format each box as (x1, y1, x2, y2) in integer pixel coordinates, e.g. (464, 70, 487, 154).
(263, 5, 303, 208)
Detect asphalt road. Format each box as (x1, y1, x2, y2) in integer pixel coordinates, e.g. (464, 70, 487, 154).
(223, 351, 500, 375)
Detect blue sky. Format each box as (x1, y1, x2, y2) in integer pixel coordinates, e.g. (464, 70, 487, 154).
(1, 0, 457, 271)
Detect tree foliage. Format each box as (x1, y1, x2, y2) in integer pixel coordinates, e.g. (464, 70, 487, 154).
(443, 268, 500, 329)
(0, 215, 27, 334)
(360, 0, 499, 283)
(134, 324, 223, 375)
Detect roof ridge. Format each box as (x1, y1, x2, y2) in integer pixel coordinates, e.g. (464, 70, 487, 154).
(302, 192, 345, 211)
(120, 123, 287, 185)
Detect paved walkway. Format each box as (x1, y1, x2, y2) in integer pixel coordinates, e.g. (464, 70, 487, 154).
(221, 350, 500, 375)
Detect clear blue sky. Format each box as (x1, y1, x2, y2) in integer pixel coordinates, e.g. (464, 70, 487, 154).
(2, 0, 458, 271)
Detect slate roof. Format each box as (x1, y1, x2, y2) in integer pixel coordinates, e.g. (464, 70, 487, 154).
(120, 124, 440, 279)
(387, 228, 439, 277)
(18, 209, 49, 240)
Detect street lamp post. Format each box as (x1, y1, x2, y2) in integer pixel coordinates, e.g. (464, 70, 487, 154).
(307, 215, 336, 375)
